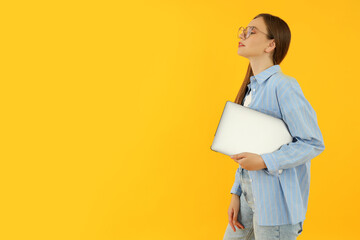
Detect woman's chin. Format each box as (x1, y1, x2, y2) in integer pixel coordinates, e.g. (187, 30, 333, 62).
(237, 52, 246, 57)
(237, 49, 245, 56)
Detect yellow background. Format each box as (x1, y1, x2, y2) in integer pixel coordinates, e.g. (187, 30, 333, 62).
(1, 0, 359, 239)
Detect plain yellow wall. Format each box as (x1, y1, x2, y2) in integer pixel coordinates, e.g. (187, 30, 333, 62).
(1, 0, 359, 239)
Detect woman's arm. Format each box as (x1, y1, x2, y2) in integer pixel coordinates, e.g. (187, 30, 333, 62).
(260, 78, 325, 176)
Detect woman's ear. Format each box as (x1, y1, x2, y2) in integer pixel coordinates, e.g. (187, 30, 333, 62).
(265, 40, 276, 53)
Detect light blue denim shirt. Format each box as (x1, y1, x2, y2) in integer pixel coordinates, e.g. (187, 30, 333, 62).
(230, 64, 325, 226)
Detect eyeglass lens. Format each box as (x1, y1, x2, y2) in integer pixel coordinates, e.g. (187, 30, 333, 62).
(238, 26, 253, 39)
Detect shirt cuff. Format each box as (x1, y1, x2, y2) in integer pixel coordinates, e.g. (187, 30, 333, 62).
(230, 186, 242, 196)
(263, 168, 283, 176)
(261, 153, 283, 176)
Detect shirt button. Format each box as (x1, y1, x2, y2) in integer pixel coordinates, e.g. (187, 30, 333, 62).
(253, 89, 255, 92)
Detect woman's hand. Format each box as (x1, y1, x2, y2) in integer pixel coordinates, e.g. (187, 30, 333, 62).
(230, 152, 267, 171)
(228, 194, 245, 232)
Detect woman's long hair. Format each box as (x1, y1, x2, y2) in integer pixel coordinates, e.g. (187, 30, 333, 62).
(234, 13, 291, 105)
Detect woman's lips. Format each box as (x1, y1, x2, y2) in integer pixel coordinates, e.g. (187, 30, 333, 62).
(238, 43, 245, 47)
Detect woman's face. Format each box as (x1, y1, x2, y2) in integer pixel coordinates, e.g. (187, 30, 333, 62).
(237, 17, 275, 59)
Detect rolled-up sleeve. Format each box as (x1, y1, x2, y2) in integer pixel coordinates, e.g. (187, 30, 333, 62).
(230, 167, 242, 196)
(260, 78, 325, 176)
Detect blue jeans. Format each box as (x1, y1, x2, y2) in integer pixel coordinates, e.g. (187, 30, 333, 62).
(223, 168, 303, 240)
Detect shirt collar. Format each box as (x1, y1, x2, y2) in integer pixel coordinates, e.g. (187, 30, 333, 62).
(249, 64, 281, 85)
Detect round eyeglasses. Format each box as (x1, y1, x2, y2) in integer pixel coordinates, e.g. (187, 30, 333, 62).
(237, 26, 272, 39)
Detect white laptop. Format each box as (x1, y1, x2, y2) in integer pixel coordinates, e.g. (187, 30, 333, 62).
(210, 101, 293, 156)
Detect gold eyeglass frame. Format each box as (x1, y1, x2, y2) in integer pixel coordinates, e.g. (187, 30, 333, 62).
(237, 26, 272, 39)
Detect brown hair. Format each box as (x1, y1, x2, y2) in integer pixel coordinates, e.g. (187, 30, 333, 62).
(234, 13, 291, 105)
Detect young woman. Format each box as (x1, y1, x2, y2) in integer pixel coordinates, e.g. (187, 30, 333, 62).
(222, 13, 325, 240)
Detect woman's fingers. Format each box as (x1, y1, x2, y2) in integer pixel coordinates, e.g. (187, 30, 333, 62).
(232, 210, 239, 232)
(232, 210, 245, 230)
(230, 223, 235, 232)
(228, 208, 236, 232)
(236, 221, 244, 229)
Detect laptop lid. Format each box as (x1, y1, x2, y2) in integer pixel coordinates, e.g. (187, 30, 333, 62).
(210, 101, 293, 156)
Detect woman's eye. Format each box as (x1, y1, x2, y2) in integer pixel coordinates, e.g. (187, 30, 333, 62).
(251, 32, 255, 34)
